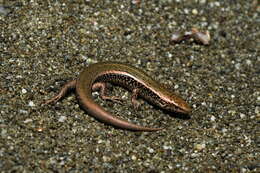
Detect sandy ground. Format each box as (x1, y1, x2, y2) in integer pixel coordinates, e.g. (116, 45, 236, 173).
(0, 0, 259, 172)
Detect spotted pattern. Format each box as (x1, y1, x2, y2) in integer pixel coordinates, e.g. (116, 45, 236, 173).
(94, 73, 180, 110)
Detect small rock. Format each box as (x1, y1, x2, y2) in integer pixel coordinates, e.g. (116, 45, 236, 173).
(194, 143, 206, 151)
(192, 9, 198, 15)
(58, 116, 67, 122)
(28, 101, 35, 107)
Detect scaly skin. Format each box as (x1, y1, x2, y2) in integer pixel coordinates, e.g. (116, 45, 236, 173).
(44, 62, 191, 131)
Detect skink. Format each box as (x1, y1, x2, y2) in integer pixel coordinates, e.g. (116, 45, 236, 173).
(44, 62, 191, 131)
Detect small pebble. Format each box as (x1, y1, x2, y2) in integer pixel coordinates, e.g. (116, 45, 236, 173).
(199, 0, 206, 4)
(24, 119, 33, 123)
(58, 116, 67, 122)
(0, 6, 10, 15)
(28, 101, 35, 107)
(22, 88, 27, 94)
(148, 148, 154, 153)
(171, 32, 183, 43)
(194, 143, 206, 151)
(222, 128, 228, 133)
(131, 155, 137, 160)
(210, 115, 216, 121)
(192, 9, 198, 15)
(240, 113, 246, 119)
(102, 156, 110, 162)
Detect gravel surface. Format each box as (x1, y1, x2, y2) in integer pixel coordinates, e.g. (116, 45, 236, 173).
(0, 0, 259, 172)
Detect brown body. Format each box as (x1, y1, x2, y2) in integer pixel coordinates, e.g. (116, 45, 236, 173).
(44, 62, 191, 131)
